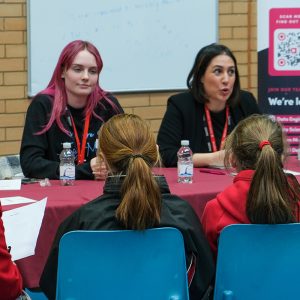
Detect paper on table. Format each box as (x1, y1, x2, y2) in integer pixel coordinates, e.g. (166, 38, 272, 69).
(0, 196, 36, 206)
(0, 179, 21, 190)
(2, 198, 47, 261)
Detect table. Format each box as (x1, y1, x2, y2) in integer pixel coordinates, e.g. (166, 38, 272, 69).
(2, 159, 300, 288)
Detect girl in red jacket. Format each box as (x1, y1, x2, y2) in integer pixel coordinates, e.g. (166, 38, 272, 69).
(0, 204, 23, 300)
(201, 114, 300, 256)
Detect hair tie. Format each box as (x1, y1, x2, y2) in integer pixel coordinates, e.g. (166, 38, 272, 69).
(129, 154, 152, 166)
(259, 140, 271, 150)
(131, 154, 144, 160)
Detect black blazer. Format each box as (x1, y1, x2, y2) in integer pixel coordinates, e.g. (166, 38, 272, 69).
(157, 90, 260, 167)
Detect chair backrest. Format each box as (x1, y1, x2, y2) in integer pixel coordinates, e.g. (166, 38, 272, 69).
(214, 223, 300, 300)
(56, 227, 189, 300)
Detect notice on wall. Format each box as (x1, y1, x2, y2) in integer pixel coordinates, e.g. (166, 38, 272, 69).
(257, 1, 300, 156)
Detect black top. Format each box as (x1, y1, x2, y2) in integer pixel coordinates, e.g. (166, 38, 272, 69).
(157, 90, 260, 167)
(20, 94, 123, 179)
(39, 176, 215, 300)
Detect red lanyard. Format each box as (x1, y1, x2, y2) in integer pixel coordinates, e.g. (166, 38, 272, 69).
(204, 105, 229, 152)
(70, 112, 91, 164)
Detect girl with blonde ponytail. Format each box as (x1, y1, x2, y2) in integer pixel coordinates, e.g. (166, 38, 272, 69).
(40, 114, 215, 300)
(202, 114, 300, 256)
(98, 113, 161, 230)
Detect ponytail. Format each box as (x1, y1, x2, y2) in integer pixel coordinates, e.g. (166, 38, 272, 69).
(247, 143, 295, 223)
(117, 155, 161, 230)
(99, 114, 162, 230)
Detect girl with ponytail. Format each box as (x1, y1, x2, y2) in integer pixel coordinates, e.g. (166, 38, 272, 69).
(202, 114, 300, 256)
(40, 114, 215, 300)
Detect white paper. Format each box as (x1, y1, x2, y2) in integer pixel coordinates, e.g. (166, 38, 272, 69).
(2, 198, 47, 261)
(0, 196, 36, 206)
(284, 169, 300, 176)
(0, 179, 21, 190)
(13, 172, 25, 179)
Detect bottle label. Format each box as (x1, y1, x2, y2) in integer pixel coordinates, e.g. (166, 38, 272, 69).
(60, 166, 75, 180)
(178, 163, 193, 177)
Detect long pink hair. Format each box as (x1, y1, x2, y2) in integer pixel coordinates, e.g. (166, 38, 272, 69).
(35, 40, 117, 134)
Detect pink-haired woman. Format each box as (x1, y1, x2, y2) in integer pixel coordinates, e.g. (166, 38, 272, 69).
(20, 40, 123, 180)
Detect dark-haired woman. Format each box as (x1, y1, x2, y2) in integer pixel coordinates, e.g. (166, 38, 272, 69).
(157, 43, 260, 167)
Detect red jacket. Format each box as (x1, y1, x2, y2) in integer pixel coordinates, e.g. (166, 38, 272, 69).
(201, 170, 300, 257)
(201, 170, 253, 256)
(0, 205, 23, 300)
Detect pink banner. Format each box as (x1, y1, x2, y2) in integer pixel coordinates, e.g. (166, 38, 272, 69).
(258, 2, 300, 157)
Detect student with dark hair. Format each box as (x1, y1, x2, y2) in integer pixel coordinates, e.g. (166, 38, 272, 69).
(201, 114, 300, 256)
(0, 204, 23, 300)
(40, 114, 215, 300)
(157, 43, 260, 167)
(20, 40, 123, 180)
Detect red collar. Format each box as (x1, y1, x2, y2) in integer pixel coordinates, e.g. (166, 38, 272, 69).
(69, 112, 91, 165)
(233, 170, 255, 183)
(204, 105, 230, 152)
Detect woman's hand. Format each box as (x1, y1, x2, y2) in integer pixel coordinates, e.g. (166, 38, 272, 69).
(90, 157, 108, 180)
(192, 150, 225, 168)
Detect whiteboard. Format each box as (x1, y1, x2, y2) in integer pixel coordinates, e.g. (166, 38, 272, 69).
(27, 0, 218, 96)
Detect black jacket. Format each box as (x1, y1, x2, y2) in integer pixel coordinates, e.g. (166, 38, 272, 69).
(40, 176, 215, 300)
(20, 94, 123, 179)
(157, 90, 260, 167)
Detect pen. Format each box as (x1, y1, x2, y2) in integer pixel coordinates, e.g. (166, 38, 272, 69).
(199, 168, 226, 175)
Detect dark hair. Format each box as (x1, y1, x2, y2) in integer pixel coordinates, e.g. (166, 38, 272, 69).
(98, 114, 161, 230)
(224, 114, 300, 224)
(187, 43, 241, 106)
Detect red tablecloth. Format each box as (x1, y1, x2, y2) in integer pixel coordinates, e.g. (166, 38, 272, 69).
(1, 158, 300, 288)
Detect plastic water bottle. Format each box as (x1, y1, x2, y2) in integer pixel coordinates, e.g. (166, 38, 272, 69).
(59, 142, 75, 186)
(177, 140, 193, 183)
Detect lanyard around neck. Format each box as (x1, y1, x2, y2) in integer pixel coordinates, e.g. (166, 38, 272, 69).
(69, 112, 91, 164)
(204, 105, 229, 152)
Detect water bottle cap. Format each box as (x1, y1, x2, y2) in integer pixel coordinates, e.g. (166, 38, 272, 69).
(63, 142, 71, 149)
(181, 140, 189, 146)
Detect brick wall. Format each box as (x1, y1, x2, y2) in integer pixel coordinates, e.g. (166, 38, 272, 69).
(0, 0, 257, 155)
(0, 0, 27, 155)
(219, 0, 257, 96)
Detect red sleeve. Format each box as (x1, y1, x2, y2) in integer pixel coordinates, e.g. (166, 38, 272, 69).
(201, 199, 223, 258)
(0, 206, 23, 300)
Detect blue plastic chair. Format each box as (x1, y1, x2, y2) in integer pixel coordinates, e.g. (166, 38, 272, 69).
(24, 288, 47, 300)
(214, 224, 300, 300)
(56, 227, 190, 300)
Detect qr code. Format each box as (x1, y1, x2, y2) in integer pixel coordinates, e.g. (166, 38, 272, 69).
(274, 28, 300, 71)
